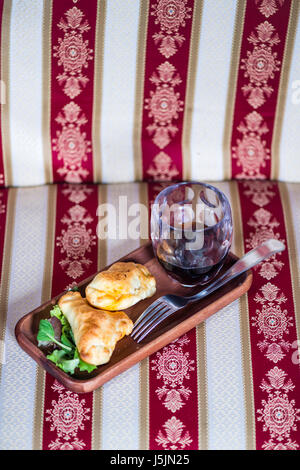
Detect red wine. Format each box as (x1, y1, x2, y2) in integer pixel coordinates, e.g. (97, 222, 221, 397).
(152, 182, 232, 286)
(157, 254, 226, 286)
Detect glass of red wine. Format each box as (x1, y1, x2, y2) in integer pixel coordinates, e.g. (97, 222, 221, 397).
(151, 182, 233, 287)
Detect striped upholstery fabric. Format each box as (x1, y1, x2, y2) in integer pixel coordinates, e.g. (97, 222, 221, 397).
(0, 181, 300, 450)
(1, 0, 300, 452)
(0, 0, 299, 186)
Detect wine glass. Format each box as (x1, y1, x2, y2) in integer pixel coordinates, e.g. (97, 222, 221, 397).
(151, 182, 233, 287)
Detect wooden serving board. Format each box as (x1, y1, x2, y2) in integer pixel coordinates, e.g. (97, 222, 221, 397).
(15, 242, 252, 393)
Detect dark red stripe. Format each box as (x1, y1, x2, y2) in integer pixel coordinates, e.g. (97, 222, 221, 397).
(141, 0, 195, 181)
(147, 182, 199, 450)
(238, 181, 300, 450)
(231, 0, 292, 179)
(50, 185, 98, 296)
(50, 0, 97, 183)
(42, 183, 98, 450)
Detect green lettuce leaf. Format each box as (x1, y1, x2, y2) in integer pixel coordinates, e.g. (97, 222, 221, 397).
(38, 305, 98, 376)
(47, 349, 79, 375)
(50, 304, 68, 327)
(68, 286, 79, 292)
(74, 348, 97, 373)
(61, 332, 75, 350)
(37, 319, 72, 352)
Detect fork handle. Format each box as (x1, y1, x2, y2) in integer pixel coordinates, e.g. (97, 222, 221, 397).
(185, 239, 285, 303)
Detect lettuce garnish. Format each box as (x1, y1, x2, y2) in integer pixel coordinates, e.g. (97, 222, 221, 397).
(37, 304, 97, 375)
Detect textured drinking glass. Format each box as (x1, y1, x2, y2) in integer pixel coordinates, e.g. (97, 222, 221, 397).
(151, 182, 233, 286)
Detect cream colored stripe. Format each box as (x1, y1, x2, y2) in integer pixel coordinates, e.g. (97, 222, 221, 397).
(97, 185, 108, 273)
(0, 188, 14, 444)
(182, 0, 203, 180)
(189, 1, 238, 181)
(0, 189, 16, 373)
(42, 0, 53, 184)
(271, 1, 299, 180)
(9, 0, 45, 186)
(139, 358, 149, 450)
(1, 0, 12, 185)
(133, 0, 149, 182)
(100, 183, 143, 449)
(138, 182, 149, 246)
(0, 187, 48, 449)
(196, 322, 208, 449)
(222, 0, 247, 180)
(229, 181, 256, 450)
(205, 295, 248, 449)
(100, 2, 140, 183)
(139, 182, 149, 450)
(279, 183, 300, 349)
(203, 182, 244, 449)
(279, 7, 300, 182)
(92, 0, 106, 183)
(103, 183, 145, 263)
(33, 185, 57, 450)
(96, 185, 107, 273)
(92, 184, 107, 450)
(272, 0, 300, 181)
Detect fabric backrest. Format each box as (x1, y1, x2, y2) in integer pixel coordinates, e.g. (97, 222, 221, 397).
(0, 0, 299, 186)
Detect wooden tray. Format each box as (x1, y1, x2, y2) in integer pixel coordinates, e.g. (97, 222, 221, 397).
(15, 242, 252, 393)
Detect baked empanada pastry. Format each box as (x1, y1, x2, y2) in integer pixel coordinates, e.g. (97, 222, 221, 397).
(58, 291, 133, 366)
(85, 262, 156, 311)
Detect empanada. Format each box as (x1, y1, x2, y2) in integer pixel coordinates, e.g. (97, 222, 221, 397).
(85, 262, 156, 311)
(58, 291, 133, 365)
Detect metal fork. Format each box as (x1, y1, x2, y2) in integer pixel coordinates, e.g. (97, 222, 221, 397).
(131, 239, 285, 342)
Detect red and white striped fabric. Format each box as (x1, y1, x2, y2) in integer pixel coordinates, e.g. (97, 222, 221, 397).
(0, 0, 299, 186)
(0, 180, 300, 450)
(1, 0, 300, 452)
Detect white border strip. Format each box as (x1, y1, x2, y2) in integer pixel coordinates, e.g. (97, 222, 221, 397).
(285, 183, 300, 288)
(190, 1, 237, 181)
(279, 17, 300, 181)
(204, 182, 246, 449)
(9, 0, 45, 186)
(100, 1, 139, 183)
(0, 186, 48, 449)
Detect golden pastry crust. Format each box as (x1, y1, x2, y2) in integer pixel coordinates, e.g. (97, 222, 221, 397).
(85, 261, 156, 311)
(58, 291, 133, 366)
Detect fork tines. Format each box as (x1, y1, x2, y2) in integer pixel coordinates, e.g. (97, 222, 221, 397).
(131, 299, 174, 342)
